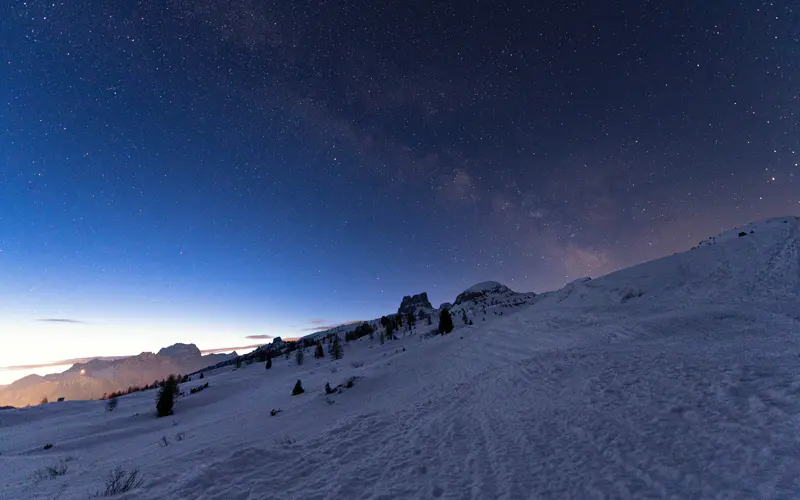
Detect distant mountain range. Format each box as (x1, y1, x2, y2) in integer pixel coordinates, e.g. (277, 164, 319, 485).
(0, 344, 230, 407)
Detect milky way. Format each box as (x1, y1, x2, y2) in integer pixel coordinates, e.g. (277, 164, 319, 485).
(1, 1, 798, 341)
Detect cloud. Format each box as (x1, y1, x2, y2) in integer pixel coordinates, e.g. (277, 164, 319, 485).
(244, 334, 273, 340)
(37, 318, 87, 324)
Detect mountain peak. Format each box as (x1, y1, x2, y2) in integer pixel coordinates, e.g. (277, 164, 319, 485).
(157, 343, 202, 358)
(398, 292, 433, 315)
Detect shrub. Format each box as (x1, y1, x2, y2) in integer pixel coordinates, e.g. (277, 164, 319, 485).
(40, 396, 48, 405)
(43, 444, 53, 450)
(199, 372, 204, 379)
(325, 382, 332, 394)
(292, 380, 304, 396)
(189, 382, 209, 394)
(106, 397, 118, 412)
(91, 466, 144, 497)
(270, 408, 281, 416)
(33, 460, 69, 482)
(155, 375, 179, 417)
(351, 361, 364, 368)
(158, 435, 170, 447)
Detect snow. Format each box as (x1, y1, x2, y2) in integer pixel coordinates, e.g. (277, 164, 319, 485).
(2, 216, 799, 499)
(460, 281, 507, 294)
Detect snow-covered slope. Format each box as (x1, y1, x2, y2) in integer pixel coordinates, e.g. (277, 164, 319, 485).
(2, 216, 799, 499)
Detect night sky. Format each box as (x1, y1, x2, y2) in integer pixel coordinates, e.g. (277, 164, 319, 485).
(1, 1, 798, 376)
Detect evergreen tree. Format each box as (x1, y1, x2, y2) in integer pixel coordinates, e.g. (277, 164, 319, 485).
(156, 374, 179, 417)
(438, 309, 454, 334)
(266, 356, 272, 370)
(292, 380, 304, 396)
(235, 357, 242, 369)
(199, 372, 204, 379)
(462, 310, 468, 325)
(315, 342, 325, 358)
(40, 396, 48, 405)
(380, 331, 385, 344)
(331, 336, 344, 360)
(325, 382, 332, 394)
(295, 348, 304, 365)
(386, 323, 394, 340)
(427, 315, 432, 325)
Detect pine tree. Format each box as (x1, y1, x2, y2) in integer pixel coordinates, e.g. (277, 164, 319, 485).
(266, 356, 272, 370)
(296, 348, 304, 365)
(325, 382, 332, 394)
(235, 357, 242, 369)
(315, 342, 324, 358)
(156, 374, 179, 417)
(462, 310, 468, 325)
(40, 396, 48, 405)
(331, 336, 344, 360)
(199, 372, 204, 379)
(292, 380, 304, 396)
(438, 309, 454, 334)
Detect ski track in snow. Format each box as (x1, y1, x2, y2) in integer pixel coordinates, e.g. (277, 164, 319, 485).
(2, 216, 800, 499)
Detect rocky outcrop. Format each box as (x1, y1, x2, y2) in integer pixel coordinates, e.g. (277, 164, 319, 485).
(398, 292, 433, 315)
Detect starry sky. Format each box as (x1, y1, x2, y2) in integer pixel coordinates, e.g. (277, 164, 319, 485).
(1, 1, 798, 383)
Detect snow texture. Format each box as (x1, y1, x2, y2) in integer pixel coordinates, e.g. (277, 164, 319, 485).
(1, 216, 799, 499)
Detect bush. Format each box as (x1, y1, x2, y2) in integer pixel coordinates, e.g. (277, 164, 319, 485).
(292, 380, 304, 396)
(199, 372, 204, 379)
(351, 361, 364, 368)
(91, 466, 144, 497)
(43, 443, 53, 450)
(270, 408, 281, 416)
(40, 396, 48, 405)
(106, 397, 118, 412)
(156, 375, 179, 417)
(325, 382, 332, 394)
(189, 382, 209, 394)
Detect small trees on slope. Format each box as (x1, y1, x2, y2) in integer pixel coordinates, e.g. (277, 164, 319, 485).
(266, 356, 272, 370)
(292, 380, 304, 396)
(156, 375, 179, 417)
(314, 342, 325, 359)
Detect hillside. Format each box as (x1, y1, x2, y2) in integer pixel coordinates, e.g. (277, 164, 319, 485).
(1, 216, 799, 499)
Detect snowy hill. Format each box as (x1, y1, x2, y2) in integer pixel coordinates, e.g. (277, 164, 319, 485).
(2, 216, 800, 499)
(0, 345, 228, 407)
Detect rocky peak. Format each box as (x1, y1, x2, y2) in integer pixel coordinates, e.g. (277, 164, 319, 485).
(156, 343, 202, 358)
(454, 281, 511, 305)
(398, 292, 433, 315)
